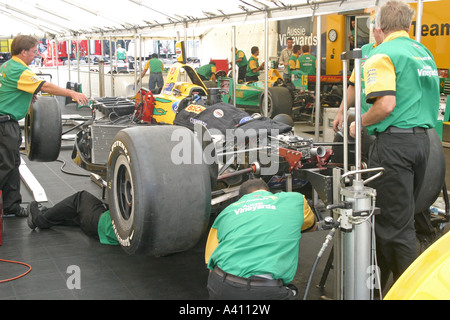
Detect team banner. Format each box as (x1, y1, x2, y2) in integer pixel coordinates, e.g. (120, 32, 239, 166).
(277, 18, 318, 56)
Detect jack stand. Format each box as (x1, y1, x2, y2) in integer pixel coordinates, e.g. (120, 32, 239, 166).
(329, 49, 384, 300)
(332, 168, 383, 300)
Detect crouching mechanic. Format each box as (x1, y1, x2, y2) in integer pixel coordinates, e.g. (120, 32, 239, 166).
(205, 179, 316, 300)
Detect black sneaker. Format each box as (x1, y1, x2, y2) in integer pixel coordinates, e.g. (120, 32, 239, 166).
(15, 206, 28, 217)
(27, 202, 40, 229)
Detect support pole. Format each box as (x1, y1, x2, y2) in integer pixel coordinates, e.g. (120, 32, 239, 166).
(232, 25, 237, 106)
(263, 10, 269, 117)
(315, 15, 322, 142)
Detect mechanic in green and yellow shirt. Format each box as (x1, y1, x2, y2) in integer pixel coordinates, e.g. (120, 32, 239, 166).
(298, 45, 316, 76)
(205, 179, 316, 300)
(349, 1, 440, 291)
(233, 48, 248, 83)
(140, 53, 164, 91)
(197, 60, 217, 82)
(27, 191, 119, 246)
(246, 46, 265, 82)
(0, 35, 88, 217)
(287, 45, 302, 79)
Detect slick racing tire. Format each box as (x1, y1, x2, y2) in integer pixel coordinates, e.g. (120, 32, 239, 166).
(25, 96, 62, 162)
(414, 128, 445, 213)
(332, 128, 444, 213)
(107, 125, 212, 256)
(260, 86, 293, 118)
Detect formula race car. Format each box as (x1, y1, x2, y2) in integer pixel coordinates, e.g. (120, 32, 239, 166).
(24, 41, 447, 259)
(218, 68, 347, 121)
(24, 43, 337, 257)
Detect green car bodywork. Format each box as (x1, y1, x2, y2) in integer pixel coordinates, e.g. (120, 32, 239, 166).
(218, 69, 308, 117)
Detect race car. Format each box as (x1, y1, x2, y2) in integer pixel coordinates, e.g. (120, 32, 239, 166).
(24, 43, 334, 257)
(23, 41, 446, 260)
(218, 68, 302, 118)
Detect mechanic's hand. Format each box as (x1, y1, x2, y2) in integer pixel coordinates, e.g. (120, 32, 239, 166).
(72, 91, 89, 106)
(333, 110, 344, 132)
(349, 121, 356, 138)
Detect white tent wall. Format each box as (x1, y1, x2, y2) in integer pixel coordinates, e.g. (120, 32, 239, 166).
(198, 21, 278, 69)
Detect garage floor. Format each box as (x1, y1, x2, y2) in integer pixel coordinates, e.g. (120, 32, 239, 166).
(0, 104, 337, 301)
(1, 106, 448, 300)
(0, 147, 335, 300)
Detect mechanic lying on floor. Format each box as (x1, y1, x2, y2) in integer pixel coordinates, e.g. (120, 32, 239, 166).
(27, 191, 118, 246)
(205, 179, 316, 300)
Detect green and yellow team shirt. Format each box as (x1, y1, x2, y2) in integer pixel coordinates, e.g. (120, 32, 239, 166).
(97, 210, 119, 246)
(363, 31, 440, 135)
(288, 54, 300, 74)
(207, 190, 305, 284)
(246, 55, 260, 78)
(144, 58, 164, 73)
(197, 63, 217, 80)
(298, 54, 317, 75)
(0, 56, 45, 121)
(349, 42, 378, 114)
(235, 50, 248, 68)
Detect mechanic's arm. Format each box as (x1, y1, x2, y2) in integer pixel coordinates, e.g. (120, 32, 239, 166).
(136, 69, 148, 84)
(288, 59, 297, 72)
(349, 53, 397, 138)
(302, 196, 317, 232)
(333, 84, 355, 132)
(211, 66, 217, 81)
(40, 82, 88, 105)
(349, 95, 395, 137)
(205, 227, 219, 264)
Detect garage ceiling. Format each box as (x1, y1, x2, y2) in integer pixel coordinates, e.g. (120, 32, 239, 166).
(0, 0, 410, 39)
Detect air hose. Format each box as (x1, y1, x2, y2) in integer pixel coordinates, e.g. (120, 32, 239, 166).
(303, 218, 339, 300)
(0, 259, 32, 283)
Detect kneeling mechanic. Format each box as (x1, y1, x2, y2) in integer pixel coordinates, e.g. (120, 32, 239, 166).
(205, 179, 316, 300)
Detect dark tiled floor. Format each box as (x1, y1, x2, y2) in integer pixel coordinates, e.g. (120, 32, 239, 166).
(2, 107, 449, 300)
(1, 140, 334, 300)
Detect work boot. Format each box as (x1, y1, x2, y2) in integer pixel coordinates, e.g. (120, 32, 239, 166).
(27, 201, 41, 230)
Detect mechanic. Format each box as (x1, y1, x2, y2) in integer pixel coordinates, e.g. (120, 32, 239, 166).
(197, 60, 217, 82)
(205, 179, 316, 300)
(349, 1, 440, 290)
(115, 44, 127, 62)
(245, 46, 265, 82)
(139, 53, 164, 91)
(232, 48, 248, 83)
(349, 19, 356, 50)
(278, 37, 294, 83)
(298, 45, 317, 76)
(287, 44, 302, 80)
(0, 35, 88, 218)
(27, 191, 118, 246)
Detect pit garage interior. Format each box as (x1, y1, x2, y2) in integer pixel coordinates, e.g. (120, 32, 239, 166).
(1, 0, 450, 301)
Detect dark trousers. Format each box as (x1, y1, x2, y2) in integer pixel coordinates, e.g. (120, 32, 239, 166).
(368, 131, 429, 289)
(34, 191, 107, 239)
(149, 72, 164, 90)
(0, 120, 22, 214)
(238, 66, 246, 83)
(207, 267, 298, 300)
(246, 75, 259, 82)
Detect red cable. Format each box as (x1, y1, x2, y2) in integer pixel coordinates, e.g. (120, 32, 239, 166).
(0, 258, 32, 283)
